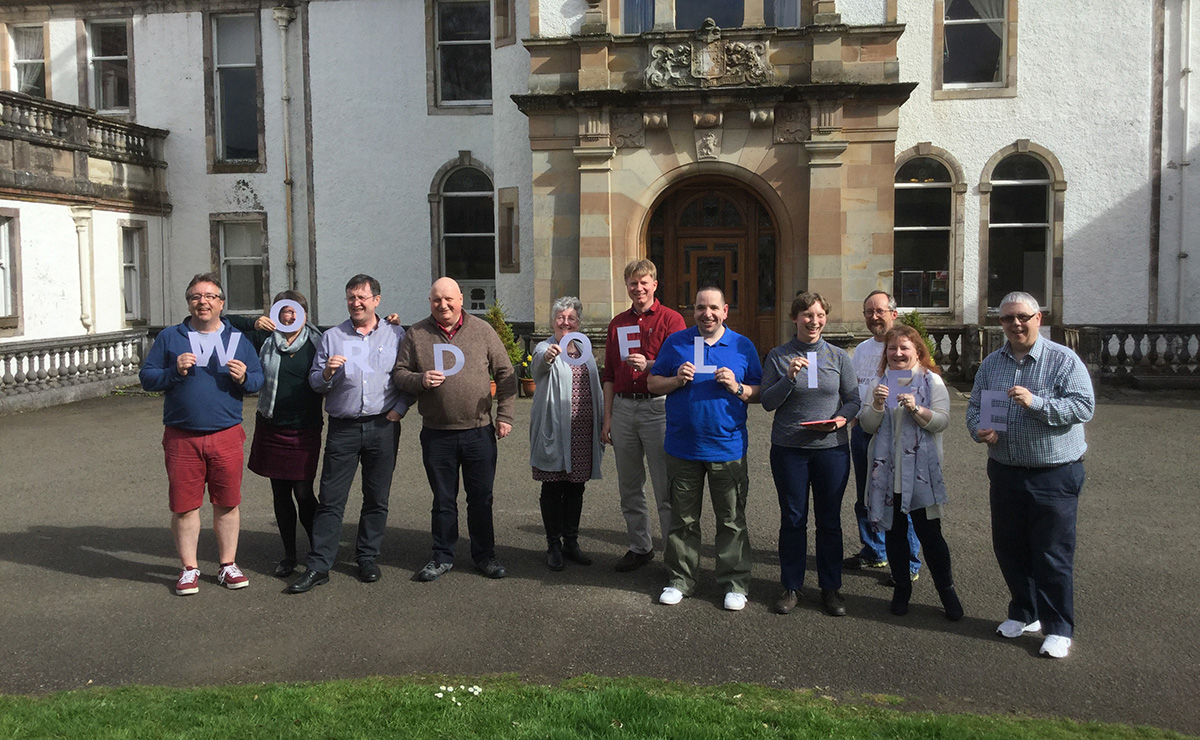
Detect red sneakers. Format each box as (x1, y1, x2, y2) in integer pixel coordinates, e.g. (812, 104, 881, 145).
(217, 563, 249, 590)
(175, 567, 201, 596)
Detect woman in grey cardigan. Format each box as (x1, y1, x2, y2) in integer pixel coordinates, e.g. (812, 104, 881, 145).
(761, 292, 860, 617)
(529, 296, 604, 571)
(858, 324, 962, 620)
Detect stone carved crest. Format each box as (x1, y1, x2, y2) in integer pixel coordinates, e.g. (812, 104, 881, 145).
(645, 19, 771, 90)
(773, 105, 810, 144)
(611, 112, 645, 148)
(696, 130, 721, 160)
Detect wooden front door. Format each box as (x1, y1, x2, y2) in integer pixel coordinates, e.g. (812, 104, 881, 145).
(646, 182, 778, 355)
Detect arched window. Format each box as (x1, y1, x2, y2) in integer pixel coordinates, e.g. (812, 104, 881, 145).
(894, 156, 953, 310)
(986, 153, 1051, 309)
(438, 165, 494, 312)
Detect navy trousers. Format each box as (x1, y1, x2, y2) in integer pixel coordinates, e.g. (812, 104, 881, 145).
(988, 458, 1085, 638)
(421, 425, 498, 566)
(771, 444, 850, 591)
(307, 415, 400, 572)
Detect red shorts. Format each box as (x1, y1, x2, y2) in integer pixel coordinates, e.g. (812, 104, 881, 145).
(162, 425, 246, 513)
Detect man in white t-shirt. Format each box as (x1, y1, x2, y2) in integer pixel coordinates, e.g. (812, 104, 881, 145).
(845, 291, 921, 580)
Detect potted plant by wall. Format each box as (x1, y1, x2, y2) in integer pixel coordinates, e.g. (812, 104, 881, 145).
(519, 353, 536, 397)
(483, 301, 525, 396)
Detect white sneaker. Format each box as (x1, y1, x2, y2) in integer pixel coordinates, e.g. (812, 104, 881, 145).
(659, 587, 684, 605)
(723, 592, 747, 611)
(1040, 634, 1072, 659)
(997, 619, 1042, 638)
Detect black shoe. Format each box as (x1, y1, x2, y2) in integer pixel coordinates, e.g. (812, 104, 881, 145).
(820, 589, 847, 617)
(412, 560, 453, 582)
(614, 549, 654, 572)
(890, 590, 911, 616)
(844, 554, 888, 570)
(939, 585, 964, 622)
(546, 548, 564, 571)
(774, 588, 800, 615)
(274, 558, 297, 578)
(358, 561, 381, 583)
(286, 569, 329, 594)
(477, 557, 508, 579)
(562, 540, 593, 565)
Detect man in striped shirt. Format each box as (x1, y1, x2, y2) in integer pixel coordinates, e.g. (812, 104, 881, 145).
(967, 291, 1095, 659)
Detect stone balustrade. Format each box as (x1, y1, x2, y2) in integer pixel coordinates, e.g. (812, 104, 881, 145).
(0, 329, 147, 414)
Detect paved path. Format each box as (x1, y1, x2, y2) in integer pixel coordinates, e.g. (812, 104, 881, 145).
(1, 389, 1197, 735)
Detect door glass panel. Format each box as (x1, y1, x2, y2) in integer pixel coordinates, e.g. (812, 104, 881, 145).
(758, 233, 775, 311)
(696, 256, 726, 296)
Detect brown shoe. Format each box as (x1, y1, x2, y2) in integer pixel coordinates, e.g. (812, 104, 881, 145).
(774, 588, 800, 615)
(614, 549, 654, 572)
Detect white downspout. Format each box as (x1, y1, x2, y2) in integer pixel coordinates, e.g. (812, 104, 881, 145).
(273, 6, 298, 290)
(1179, 0, 1193, 322)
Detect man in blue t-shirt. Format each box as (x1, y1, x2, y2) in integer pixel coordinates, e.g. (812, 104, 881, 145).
(140, 273, 264, 597)
(647, 287, 762, 611)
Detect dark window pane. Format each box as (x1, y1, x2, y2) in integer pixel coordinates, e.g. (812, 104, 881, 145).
(987, 227, 1047, 307)
(624, 0, 653, 34)
(91, 24, 127, 57)
(676, 0, 743, 29)
(993, 154, 1048, 181)
(757, 234, 775, 311)
(219, 67, 259, 160)
(444, 167, 492, 193)
(444, 236, 495, 280)
(94, 58, 129, 109)
(439, 2, 490, 40)
(216, 15, 256, 65)
(990, 184, 1048, 224)
(944, 23, 1003, 84)
(648, 234, 666, 303)
(15, 65, 45, 97)
(439, 44, 491, 102)
(444, 195, 494, 234)
(226, 263, 263, 311)
(696, 256, 726, 293)
(680, 194, 743, 228)
(895, 187, 951, 228)
(896, 157, 951, 184)
(893, 231, 950, 308)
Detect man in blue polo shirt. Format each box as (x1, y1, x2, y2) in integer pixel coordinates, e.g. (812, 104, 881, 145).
(647, 287, 762, 611)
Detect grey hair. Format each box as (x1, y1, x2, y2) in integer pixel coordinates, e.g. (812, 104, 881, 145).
(999, 291, 1041, 314)
(550, 295, 583, 323)
(863, 290, 896, 312)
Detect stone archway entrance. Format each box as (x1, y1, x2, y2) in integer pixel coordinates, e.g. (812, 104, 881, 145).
(645, 178, 778, 353)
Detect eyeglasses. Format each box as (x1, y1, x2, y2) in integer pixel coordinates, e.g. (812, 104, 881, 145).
(186, 293, 222, 303)
(999, 313, 1036, 324)
(863, 309, 893, 317)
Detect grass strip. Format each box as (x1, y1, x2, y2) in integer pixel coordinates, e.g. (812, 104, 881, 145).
(0, 674, 1190, 740)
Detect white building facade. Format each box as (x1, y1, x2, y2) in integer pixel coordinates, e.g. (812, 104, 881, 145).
(0, 0, 1196, 409)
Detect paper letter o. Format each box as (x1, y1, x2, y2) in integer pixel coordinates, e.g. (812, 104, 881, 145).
(558, 332, 593, 366)
(269, 300, 306, 331)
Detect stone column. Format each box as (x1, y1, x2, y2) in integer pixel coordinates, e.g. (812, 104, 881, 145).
(70, 206, 95, 333)
(803, 101, 850, 333)
(575, 109, 616, 331)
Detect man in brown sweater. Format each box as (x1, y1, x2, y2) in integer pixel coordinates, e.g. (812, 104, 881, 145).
(392, 277, 517, 581)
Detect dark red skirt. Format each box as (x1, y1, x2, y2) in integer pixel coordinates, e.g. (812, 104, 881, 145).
(248, 418, 322, 481)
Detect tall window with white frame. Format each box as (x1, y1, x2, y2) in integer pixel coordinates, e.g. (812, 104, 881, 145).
(435, 0, 491, 106)
(894, 157, 953, 310)
(943, 0, 1005, 86)
(0, 215, 14, 323)
(10, 25, 46, 97)
(988, 154, 1051, 309)
(121, 225, 146, 323)
(213, 14, 261, 162)
(441, 167, 495, 312)
(218, 219, 266, 314)
(88, 20, 130, 113)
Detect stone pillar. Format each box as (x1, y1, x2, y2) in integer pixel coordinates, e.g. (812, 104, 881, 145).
(803, 100, 850, 333)
(575, 110, 616, 331)
(70, 206, 95, 333)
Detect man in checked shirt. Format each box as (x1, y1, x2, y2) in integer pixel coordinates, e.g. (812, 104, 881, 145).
(967, 291, 1095, 659)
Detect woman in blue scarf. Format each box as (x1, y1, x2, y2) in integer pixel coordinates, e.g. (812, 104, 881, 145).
(858, 325, 962, 620)
(227, 290, 323, 577)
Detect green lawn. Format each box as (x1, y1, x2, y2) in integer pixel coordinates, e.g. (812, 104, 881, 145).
(0, 675, 1189, 739)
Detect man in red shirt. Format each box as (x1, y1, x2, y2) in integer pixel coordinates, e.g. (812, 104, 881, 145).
(601, 260, 686, 571)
